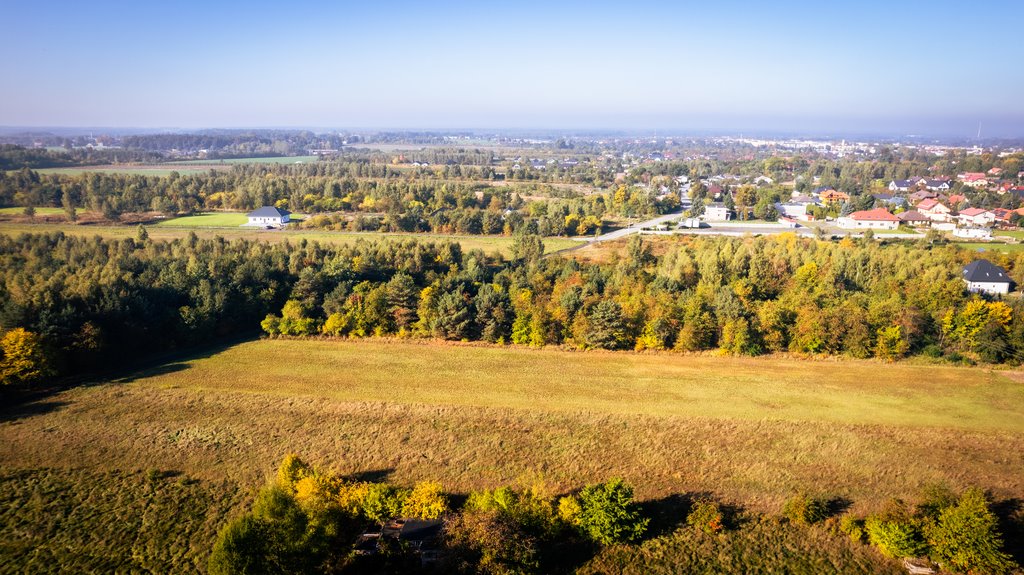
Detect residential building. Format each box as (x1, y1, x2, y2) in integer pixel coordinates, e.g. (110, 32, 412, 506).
(245, 206, 291, 227)
(916, 199, 952, 222)
(836, 208, 899, 230)
(957, 208, 994, 227)
(897, 210, 931, 227)
(704, 203, 732, 221)
(962, 260, 1012, 295)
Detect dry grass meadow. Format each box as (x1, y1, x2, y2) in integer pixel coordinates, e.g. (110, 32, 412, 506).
(0, 222, 584, 256)
(1, 338, 1022, 572)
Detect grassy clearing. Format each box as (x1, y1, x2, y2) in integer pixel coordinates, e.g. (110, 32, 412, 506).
(29, 166, 220, 176)
(1, 339, 1021, 572)
(166, 156, 319, 165)
(955, 242, 1024, 253)
(0, 207, 65, 216)
(153, 212, 249, 227)
(0, 468, 242, 574)
(996, 230, 1024, 240)
(1, 339, 1020, 510)
(0, 222, 583, 256)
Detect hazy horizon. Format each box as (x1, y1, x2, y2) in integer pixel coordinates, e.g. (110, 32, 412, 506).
(4, 0, 1023, 138)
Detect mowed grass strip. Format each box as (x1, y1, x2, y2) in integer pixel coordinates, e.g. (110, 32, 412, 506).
(0, 207, 66, 216)
(153, 212, 249, 227)
(139, 339, 1024, 432)
(0, 222, 584, 256)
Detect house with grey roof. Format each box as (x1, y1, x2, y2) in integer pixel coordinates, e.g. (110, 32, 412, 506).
(245, 206, 291, 227)
(962, 260, 1012, 295)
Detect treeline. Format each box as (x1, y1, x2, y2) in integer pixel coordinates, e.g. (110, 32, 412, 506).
(0, 233, 493, 384)
(121, 130, 344, 157)
(262, 233, 1024, 363)
(5, 232, 1024, 388)
(0, 145, 161, 170)
(209, 455, 1017, 575)
(0, 168, 673, 235)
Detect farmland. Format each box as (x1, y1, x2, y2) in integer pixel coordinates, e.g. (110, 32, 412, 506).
(1, 338, 1021, 503)
(0, 221, 585, 256)
(0, 338, 1021, 572)
(152, 212, 250, 227)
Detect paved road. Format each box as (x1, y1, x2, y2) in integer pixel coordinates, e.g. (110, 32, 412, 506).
(590, 211, 685, 242)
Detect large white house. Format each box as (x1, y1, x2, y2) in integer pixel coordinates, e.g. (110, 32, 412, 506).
(703, 203, 732, 221)
(836, 208, 899, 230)
(245, 206, 291, 227)
(962, 260, 1012, 295)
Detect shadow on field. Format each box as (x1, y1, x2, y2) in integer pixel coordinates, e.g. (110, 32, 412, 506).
(112, 362, 190, 384)
(0, 396, 68, 423)
(992, 498, 1024, 565)
(346, 468, 396, 483)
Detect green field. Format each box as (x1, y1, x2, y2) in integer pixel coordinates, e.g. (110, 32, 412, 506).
(0, 222, 584, 256)
(996, 230, 1024, 240)
(29, 166, 219, 176)
(166, 155, 319, 165)
(0, 207, 66, 216)
(955, 241, 1024, 253)
(1, 338, 1021, 572)
(153, 212, 249, 227)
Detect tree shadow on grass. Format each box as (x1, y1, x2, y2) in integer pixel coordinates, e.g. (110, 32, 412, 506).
(991, 497, 1024, 566)
(346, 468, 396, 483)
(0, 394, 68, 423)
(110, 362, 190, 384)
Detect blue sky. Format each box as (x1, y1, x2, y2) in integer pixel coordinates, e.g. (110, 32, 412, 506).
(3, 0, 1023, 136)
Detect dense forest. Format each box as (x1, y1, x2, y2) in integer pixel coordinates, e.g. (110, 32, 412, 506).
(0, 167, 676, 235)
(3, 231, 1024, 387)
(0, 145, 161, 170)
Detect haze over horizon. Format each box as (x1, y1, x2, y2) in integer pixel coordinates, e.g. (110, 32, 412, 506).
(4, 0, 1023, 138)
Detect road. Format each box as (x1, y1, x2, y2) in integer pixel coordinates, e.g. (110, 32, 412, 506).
(590, 211, 685, 242)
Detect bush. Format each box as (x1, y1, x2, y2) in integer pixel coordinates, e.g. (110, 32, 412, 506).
(445, 509, 540, 575)
(402, 480, 448, 519)
(865, 500, 927, 559)
(839, 514, 866, 544)
(927, 488, 1014, 574)
(361, 483, 408, 525)
(686, 498, 724, 534)
(783, 492, 828, 525)
(574, 478, 648, 545)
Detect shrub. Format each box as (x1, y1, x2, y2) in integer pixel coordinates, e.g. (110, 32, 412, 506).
(839, 514, 866, 544)
(208, 515, 273, 575)
(927, 488, 1014, 574)
(402, 480, 448, 519)
(445, 509, 540, 575)
(276, 454, 311, 491)
(865, 499, 927, 559)
(687, 498, 724, 534)
(575, 478, 648, 545)
(361, 483, 407, 524)
(466, 484, 558, 536)
(783, 492, 828, 525)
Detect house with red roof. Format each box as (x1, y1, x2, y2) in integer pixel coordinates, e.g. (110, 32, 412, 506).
(837, 208, 899, 230)
(957, 207, 994, 227)
(916, 198, 952, 222)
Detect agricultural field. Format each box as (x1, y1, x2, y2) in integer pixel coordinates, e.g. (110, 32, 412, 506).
(0, 221, 585, 256)
(955, 241, 1024, 253)
(29, 166, 222, 176)
(165, 155, 319, 165)
(0, 338, 1021, 572)
(0, 207, 65, 216)
(153, 212, 250, 227)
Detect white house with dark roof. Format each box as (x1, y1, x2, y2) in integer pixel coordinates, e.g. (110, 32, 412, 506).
(245, 206, 291, 227)
(962, 260, 1012, 295)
